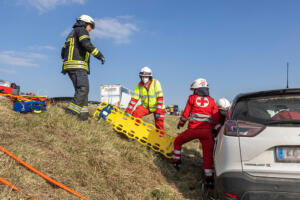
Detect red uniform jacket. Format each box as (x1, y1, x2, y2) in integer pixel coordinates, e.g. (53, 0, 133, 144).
(178, 95, 220, 129)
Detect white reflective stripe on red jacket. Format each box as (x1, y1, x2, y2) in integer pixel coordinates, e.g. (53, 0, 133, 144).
(129, 100, 137, 105)
(189, 113, 211, 122)
(173, 150, 181, 154)
(190, 113, 211, 118)
(204, 169, 213, 176)
(189, 117, 211, 122)
(128, 105, 134, 109)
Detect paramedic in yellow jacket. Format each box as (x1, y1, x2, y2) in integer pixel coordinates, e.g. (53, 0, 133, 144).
(125, 66, 165, 130)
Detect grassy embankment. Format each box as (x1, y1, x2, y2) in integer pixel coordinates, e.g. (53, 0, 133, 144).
(0, 98, 205, 200)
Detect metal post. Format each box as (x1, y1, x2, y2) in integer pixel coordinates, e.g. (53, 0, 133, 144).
(286, 62, 289, 89)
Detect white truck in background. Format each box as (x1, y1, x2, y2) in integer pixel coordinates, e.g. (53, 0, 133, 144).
(100, 85, 135, 109)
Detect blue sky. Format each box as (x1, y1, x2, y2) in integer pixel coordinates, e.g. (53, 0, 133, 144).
(1, 0, 300, 108)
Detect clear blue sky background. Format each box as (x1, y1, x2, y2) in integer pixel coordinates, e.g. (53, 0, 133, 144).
(1, 0, 300, 109)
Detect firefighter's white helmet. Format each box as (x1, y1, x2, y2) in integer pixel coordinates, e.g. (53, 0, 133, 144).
(139, 66, 152, 77)
(190, 78, 209, 90)
(216, 98, 231, 111)
(77, 14, 95, 29)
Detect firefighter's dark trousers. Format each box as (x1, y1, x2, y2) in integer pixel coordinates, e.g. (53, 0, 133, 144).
(66, 70, 89, 120)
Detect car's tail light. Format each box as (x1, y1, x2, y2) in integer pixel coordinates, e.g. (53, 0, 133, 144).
(224, 120, 266, 137)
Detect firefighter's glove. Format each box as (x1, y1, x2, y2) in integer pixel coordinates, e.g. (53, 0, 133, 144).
(100, 56, 105, 65)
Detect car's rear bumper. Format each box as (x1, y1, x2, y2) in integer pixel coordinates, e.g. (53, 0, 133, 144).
(216, 172, 300, 200)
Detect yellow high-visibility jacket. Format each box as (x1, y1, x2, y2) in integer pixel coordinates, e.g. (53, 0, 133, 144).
(132, 79, 165, 112)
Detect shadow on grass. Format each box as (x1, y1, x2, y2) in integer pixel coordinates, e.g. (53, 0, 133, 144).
(153, 146, 207, 200)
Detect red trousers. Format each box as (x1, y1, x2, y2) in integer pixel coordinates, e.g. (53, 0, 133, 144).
(173, 128, 214, 177)
(132, 105, 164, 130)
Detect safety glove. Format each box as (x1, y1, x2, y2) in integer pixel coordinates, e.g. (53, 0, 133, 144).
(100, 56, 105, 65)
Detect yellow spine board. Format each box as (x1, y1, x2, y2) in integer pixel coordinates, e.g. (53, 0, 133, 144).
(94, 102, 174, 159)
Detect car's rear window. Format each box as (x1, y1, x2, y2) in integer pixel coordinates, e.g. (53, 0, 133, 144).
(231, 94, 300, 126)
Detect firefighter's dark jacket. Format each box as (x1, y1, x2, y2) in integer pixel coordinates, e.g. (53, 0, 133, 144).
(61, 21, 104, 74)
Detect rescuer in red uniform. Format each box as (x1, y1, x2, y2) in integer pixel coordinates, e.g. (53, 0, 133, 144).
(173, 78, 220, 188)
(214, 98, 231, 135)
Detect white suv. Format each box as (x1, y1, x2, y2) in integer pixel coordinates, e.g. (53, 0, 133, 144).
(214, 89, 300, 200)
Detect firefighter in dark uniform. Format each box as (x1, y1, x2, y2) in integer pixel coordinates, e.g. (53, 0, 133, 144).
(61, 14, 105, 120)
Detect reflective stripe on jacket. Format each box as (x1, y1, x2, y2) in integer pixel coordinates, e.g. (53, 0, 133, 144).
(179, 94, 220, 129)
(131, 79, 164, 112)
(61, 21, 104, 74)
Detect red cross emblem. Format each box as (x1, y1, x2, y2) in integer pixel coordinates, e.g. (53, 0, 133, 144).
(196, 97, 209, 107)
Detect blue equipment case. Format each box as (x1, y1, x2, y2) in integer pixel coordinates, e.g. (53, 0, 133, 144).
(13, 101, 47, 113)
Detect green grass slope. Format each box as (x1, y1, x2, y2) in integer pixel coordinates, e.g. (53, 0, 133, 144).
(0, 98, 205, 200)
